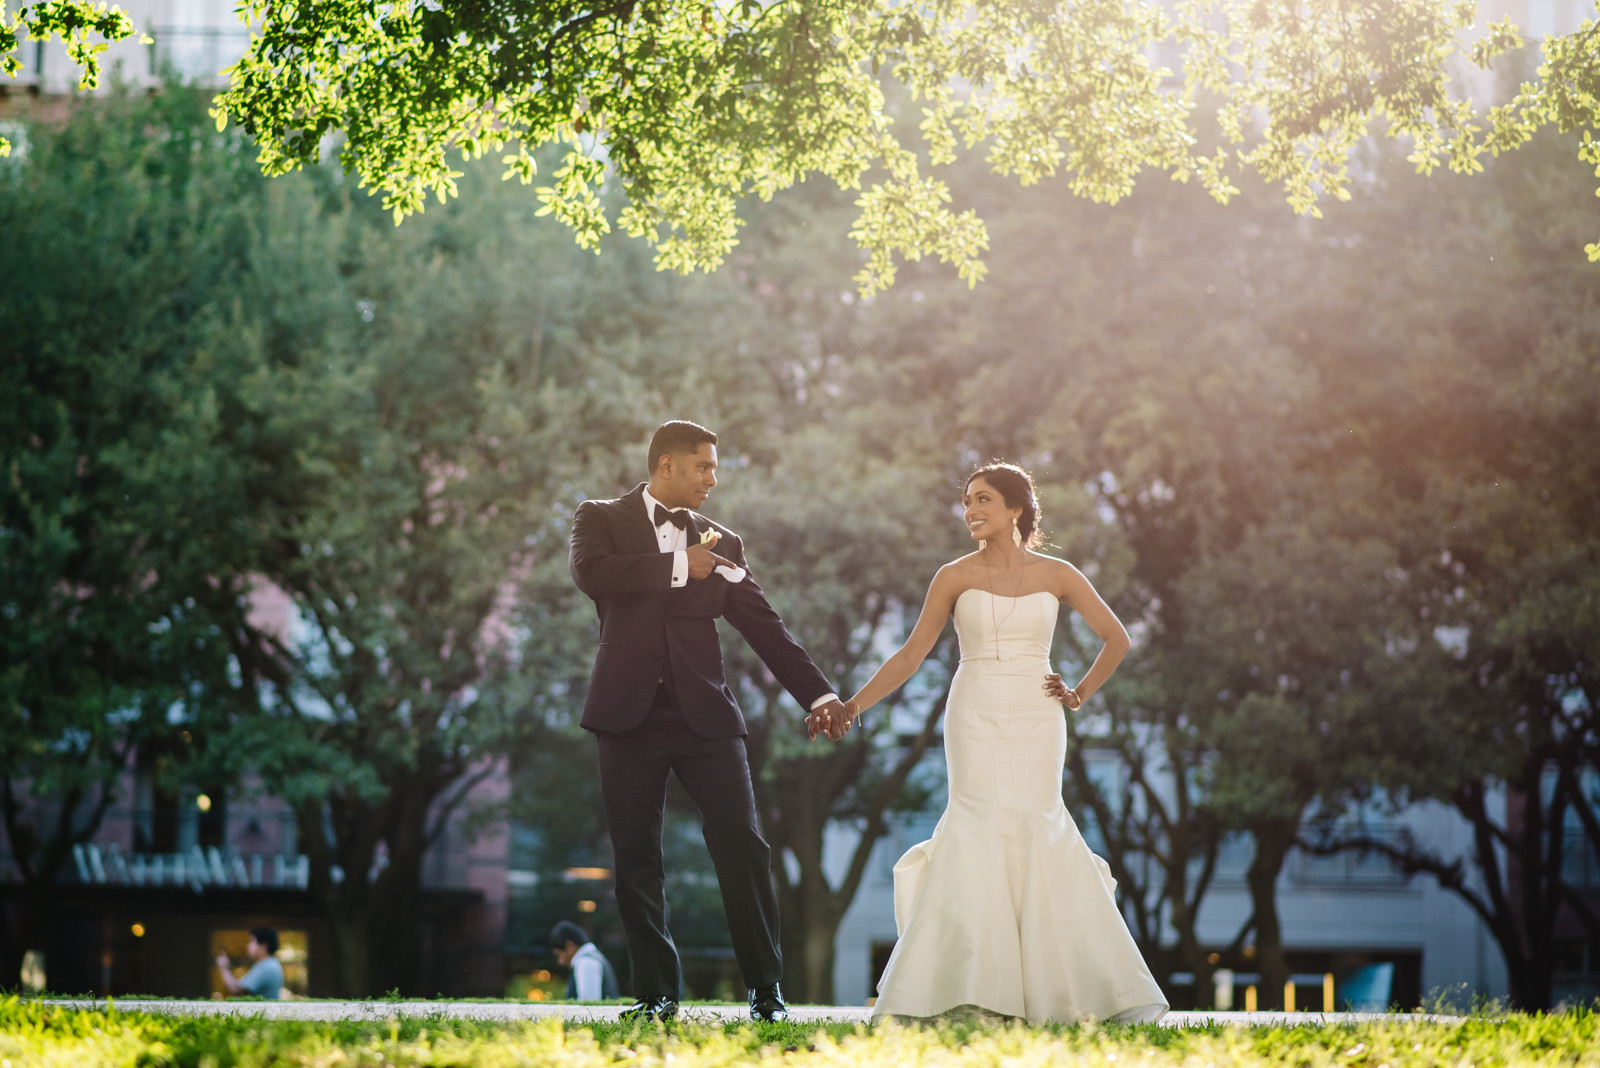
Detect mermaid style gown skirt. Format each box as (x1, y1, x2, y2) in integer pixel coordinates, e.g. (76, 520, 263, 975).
(871, 589, 1169, 1024)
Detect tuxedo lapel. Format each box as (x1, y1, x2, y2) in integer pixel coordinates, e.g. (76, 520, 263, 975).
(618, 484, 660, 554)
(686, 511, 711, 547)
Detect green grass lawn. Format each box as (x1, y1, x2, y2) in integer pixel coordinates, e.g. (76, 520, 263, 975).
(3, 997, 1598, 1068)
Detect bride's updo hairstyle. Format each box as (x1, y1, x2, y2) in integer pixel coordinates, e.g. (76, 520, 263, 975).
(965, 461, 1043, 550)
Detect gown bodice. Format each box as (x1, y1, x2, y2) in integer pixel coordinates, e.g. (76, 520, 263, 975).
(952, 588, 1059, 668)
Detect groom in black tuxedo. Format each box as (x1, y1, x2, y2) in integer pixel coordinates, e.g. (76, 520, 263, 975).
(569, 420, 849, 1022)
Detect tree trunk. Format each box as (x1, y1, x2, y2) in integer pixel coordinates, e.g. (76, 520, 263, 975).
(1150, 755, 1225, 1007)
(0, 886, 46, 991)
(1456, 765, 1562, 1012)
(774, 812, 843, 1004)
(1505, 954, 1553, 1011)
(302, 804, 377, 997)
(1156, 750, 1217, 1003)
(1244, 816, 1299, 1011)
(304, 779, 444, 997)
(332, 906, 374, 996)
(369, 798, 431, 995)
(791, 903, 840, 1004)
(367, 875, 424, 995)
(1513, 764, 1557, 1012)
(0, 895, 24, 990)
(1169, 897, 1215, 1007)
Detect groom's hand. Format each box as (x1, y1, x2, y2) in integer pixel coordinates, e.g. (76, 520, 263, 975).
(808, 698, 851, 742)
(686, 541, 737, 580)
(803, 703, 830, 741)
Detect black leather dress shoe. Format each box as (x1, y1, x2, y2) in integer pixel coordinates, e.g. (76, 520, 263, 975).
(748, 983, 789, 1022)
(620, 996, 679, 1023)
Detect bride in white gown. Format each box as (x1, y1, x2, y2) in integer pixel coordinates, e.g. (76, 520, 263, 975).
(841, 462, 1168, 1025)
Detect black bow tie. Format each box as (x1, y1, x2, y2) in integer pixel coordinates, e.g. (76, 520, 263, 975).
(653, 504, 691, 530)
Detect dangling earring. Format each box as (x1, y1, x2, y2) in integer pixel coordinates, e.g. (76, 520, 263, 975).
(1012, 521, 1024, 548)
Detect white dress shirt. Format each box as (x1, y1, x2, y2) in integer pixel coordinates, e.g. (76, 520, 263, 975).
(641, 486, 693, 587)
(640, 487, 837, 712)
(571, 942, 605, 1001)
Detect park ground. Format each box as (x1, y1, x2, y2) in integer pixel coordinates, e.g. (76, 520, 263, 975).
(4, 998, 1599, 1068)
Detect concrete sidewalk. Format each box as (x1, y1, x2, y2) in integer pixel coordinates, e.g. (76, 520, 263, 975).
(42, 1000, 1456, 1026)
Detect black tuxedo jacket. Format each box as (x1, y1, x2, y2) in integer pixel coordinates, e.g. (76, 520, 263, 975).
(569, 484, 834, 738)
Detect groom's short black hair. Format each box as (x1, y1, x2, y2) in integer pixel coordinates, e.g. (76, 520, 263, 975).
(648, 421, 718, 475)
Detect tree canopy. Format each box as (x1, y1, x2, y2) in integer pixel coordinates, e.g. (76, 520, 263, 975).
(6, 0, 1600, 290)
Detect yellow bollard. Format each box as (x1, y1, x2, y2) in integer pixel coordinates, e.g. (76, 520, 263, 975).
(1284, 981, 1295, 1012)
(1323, 973, 1335, 1012)
(1245, 985, 1258, 1012)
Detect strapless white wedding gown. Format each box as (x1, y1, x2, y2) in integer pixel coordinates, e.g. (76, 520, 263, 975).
(871, 589, 1169, 1024)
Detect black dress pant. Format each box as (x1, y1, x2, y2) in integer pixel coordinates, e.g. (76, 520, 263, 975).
(596, 684, 783, 999)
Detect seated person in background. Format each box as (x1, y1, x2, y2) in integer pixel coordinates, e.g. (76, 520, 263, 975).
(215, 926, 284, 999)
(550, 920, 620, 1001)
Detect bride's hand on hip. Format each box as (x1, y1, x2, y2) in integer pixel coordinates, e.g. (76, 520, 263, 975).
(1043, 673, 1083, 711)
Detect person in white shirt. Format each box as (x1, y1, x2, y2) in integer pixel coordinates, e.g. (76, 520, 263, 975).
(551, 921, 620, 1001)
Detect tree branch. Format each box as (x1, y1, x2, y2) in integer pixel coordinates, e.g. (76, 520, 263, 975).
(425, 759, 502, 847)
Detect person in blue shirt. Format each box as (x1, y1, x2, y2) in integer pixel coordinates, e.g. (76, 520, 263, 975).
(215, 926, 284, 999)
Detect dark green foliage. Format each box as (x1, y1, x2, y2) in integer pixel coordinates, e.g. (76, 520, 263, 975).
(0, 87, 290, 987)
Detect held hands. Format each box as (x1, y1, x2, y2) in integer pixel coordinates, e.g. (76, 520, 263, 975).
(686, 531, 737, 580)
(805, 698, 860, 742)
(1043, 673, 1083, 711)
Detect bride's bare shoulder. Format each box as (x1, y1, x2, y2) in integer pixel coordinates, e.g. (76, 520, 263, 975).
(927, 556, 983, 594)
(942, 553, 988, 579)
(1030, 553, 1091, 593)
(915, 562, 973, 614)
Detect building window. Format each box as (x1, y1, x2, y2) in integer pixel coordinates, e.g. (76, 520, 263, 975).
(1561, 831, 1600, 888)
(1289, 829, 1408, 886)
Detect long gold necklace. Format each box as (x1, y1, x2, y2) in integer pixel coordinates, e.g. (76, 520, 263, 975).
(983, 535, 1027, 660)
